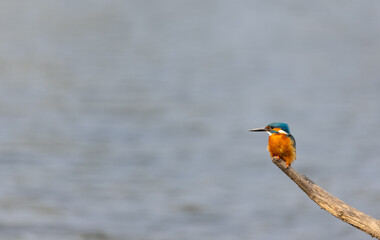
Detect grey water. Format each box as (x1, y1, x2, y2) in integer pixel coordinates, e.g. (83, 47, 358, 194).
(0, 1, 379, 239)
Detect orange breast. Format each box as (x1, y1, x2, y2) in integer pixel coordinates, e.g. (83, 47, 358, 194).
(268, 134, 296, 166)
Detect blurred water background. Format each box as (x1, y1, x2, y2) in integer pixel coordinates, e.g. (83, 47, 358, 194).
(0, 1, 379, 239)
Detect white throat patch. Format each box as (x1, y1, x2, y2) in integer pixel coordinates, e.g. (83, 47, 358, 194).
(278, 130, 288, 135)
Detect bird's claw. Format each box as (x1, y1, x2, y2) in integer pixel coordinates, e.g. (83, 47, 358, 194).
(273, 156, 291, 169)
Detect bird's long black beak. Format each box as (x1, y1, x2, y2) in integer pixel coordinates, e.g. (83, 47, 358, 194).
(249, 127, 267, 132)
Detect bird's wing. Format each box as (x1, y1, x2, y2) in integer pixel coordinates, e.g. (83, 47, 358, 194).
(289, 134, 296, 148)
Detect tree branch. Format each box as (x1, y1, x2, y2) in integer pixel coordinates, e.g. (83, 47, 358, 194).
(272, 157, 380, 239)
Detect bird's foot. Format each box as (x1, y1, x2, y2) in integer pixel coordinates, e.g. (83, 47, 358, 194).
(273, 156, 291, 169)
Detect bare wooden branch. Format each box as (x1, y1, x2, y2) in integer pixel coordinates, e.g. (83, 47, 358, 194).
(272, 157, 380, 239)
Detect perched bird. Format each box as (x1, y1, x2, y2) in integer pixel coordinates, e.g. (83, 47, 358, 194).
(250, 122, 296, 168)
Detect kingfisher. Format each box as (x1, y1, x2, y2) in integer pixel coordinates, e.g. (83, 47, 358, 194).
(250, 122, 296, 168)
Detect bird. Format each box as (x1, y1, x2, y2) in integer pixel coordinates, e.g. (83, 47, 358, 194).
(249, 122, 296, 168)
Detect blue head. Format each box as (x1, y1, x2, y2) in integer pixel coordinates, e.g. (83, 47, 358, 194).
(266, 122, 290, 134)
(249, 122, 291, 134)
